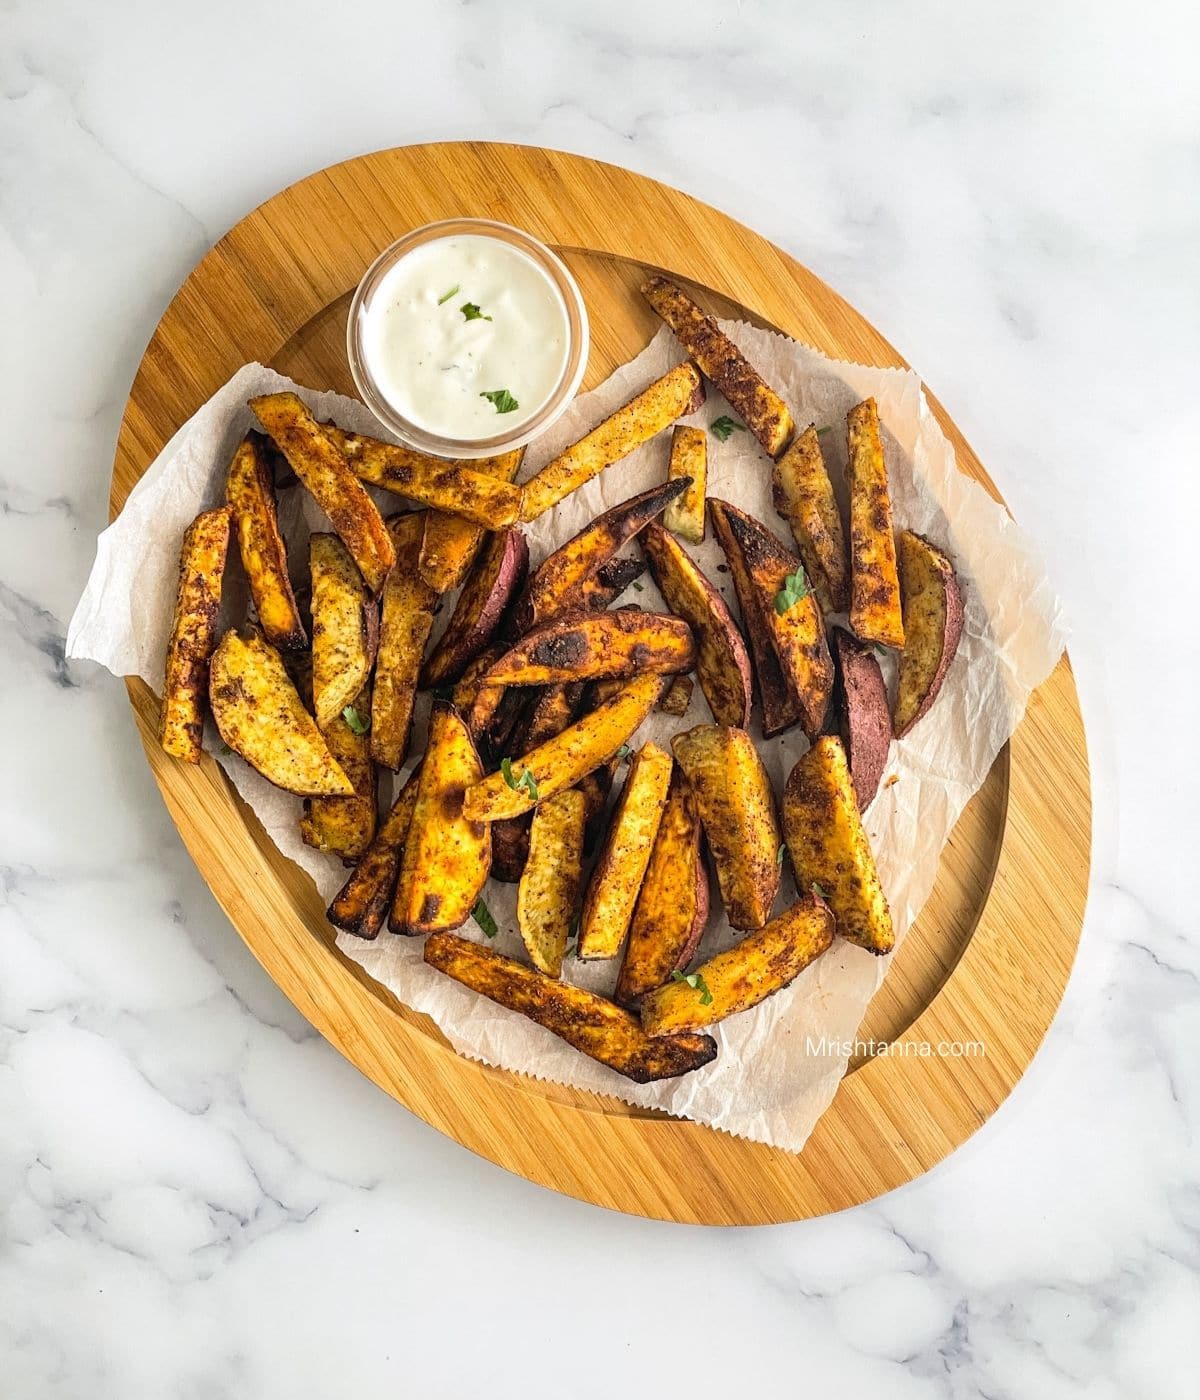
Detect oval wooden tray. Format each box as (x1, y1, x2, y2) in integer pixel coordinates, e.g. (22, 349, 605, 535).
(112, 143, 1090, 1224)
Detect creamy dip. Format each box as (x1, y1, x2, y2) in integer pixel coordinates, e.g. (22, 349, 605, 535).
(360, 234, 570, 441)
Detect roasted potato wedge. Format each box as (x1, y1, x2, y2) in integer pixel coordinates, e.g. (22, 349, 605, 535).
(391, 704, 490, 935)
(300, 682, 377, 861)
(893, 531, 964, 737)
(578, 742, 674, 960)
(248, 393, 395, 594)
(642, 276, 795, 458)
(519, 363, 704, 522)
(326, 765, 421, 939)
(420, 527, 529, 688)
(640, 523, 752, 728)
(783, 736, 895, 955)
(452, 643, 506, 731)
(517, 789, 587, 976)
(309, 533, 379, 729)
(161, 506, 231, 763)
(577, 759, 617, 854)
(577, 556, 646, 611)
(640, 893, 834, 1035)
(615, 773, 709, 1007)
(832, 627, 890, 810)
(657, 674, 693, 717)
(772, 424, 850, 613)
(663, 424, 707, 544)
(671, 725, 780, 930)
(463, 673, 665, 822)
(371, 513, 437, 769)
(209, 629, 352, 795)
(424, 933, 718, 1083)
(418, 449, 524, 592)
(484, 610, 695, 687)
(225, 433, 305, 649)
(846, 397, 904, 649)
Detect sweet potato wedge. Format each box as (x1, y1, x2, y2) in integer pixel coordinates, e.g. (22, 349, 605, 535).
(300, 683, 377, 861)
(160, 506, 231, 763)
(893, 531, 964, 738)
(576, 556, 646, 612)
(484, 611, 695, 687)
(657, 674, 693, 717)
(662, 424, 707, 544)
(577, 742, 673, 960)
(772, 425, 850, 613)
(420, 527, 529, 688)
(642, 276, 795, 458)
(832, 627, 890, 809)
(515, 478, 690, 632)
(783, 736, 895, 955)
(309, 533, 379, 729)
(391, 704, 490, 935)
(326, 764, 421, 939)
(846, 397, 904, 649)
(614, 773, 709, 1007)
(248, 394, 395, 594)
(225, 433, 305, 649)
(462, 673, 665, 822)
(708, 499, 834, 739)
(671, 725, 780, 930)
(323, 425, 522, 527)
(519, 363, 705, 522)
(371, 514, 437, 769)
(640, 523, 752, 728)
(418, 449, 524, 592)
(209, 629, 352, 795)
(424, 933, 718, 1083)
(577, 759, 617, 854)
(517, 789, 587, 976)
(640, 892, 834, 1035)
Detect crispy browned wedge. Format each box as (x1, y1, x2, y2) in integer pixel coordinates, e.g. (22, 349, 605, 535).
(657, 675, 693, 717)
(326, 765, 421, 939)
(519, 363, 705, 522)
(772, 425, 850, 613)
(371, 514, 437, 769)
(300, 683, 377, 862)
(209, 629, 352, 794)
(641, 893, 834, 1035)
(248, 394, 395, 594)
(161, 506, 231, 763)
(391, 705, 490, 934)
(578, 742, 673, 960)
(323, 425, 522, 527)
(642, 276, 795, 457)
(424, 933, 718, 1082)
(452, 644, 508, 738)
(225, 433, 305, 649)
(463, 673, 666, 822)
(310, 533, 379, 729)
(846, 398, 904, 648)
(640, 523, 752, 728)
(517, 789, 587, 976)
(515, 479, 690, 632)
(783, 736, 895, 955)
(578, 759, 617, 854)
(709, 500, 833, 739)
(614, 773, 708, 1007)
(576, 556, 646, 612)
(418, 449, 524, 591)
(663, 424, 707, 544)
(484, 611, 695, 687)
(893, 531, 964, 737)
(671, 725, 780, 930)
(420, 528, 529, 688)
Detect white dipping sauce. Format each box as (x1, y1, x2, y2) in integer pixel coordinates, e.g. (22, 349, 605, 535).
(361, 234, 569, 441)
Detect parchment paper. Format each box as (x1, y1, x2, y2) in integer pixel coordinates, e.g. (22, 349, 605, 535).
(68, 325, 1065, 1152)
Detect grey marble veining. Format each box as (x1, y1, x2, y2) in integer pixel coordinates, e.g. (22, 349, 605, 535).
(2, 0, 1197, 1395)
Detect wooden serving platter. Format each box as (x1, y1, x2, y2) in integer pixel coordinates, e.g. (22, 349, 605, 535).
(112, 143, 1091, 1224)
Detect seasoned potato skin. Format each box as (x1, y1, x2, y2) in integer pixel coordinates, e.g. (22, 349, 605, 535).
(301, 682, 377, 862)
(420, 527, 529, 688)
(484, 610, 695, 686)
(832, 627, 890, 810)
(578, 742, 674, 960)
(576, 556, 646, 612)
(640, 893, 834, 1035)
(519, 362, 705, 522)
(326, 765, 421, 939)
(846, 398, 904, 649)
(309, 533, 379, 729)
(518, 789, 587, 976)
(225, 433, 305, 649)
(642, 276, 795, 457)
(248, 394, 395, 594)
(783, 736, 895, 955)
(371, 514, 437, 770)
(772, 425, 850, 613)
(656, 674, 694, 717)
(671, 725, 781, 930)
(209, 629, 352, 795)
(161, 506, 231, 763)
(663, 424, 708, 544)
(419, 449, 524, 592)
(893, 531, 964, 737)
(423, 933, 718, 1083)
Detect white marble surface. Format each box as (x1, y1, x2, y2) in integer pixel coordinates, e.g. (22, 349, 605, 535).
(2, 0, 1197, 1394)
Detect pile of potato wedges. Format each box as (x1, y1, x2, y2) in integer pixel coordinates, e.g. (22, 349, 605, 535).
(159, 278, 966, 1086)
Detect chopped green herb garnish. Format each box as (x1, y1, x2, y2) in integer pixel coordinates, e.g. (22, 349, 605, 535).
(460, 301, 492, 323)
(710, 415, 744, 442)
(437, 284, 461, 305)
(631, 581, 644, 592)
(500, 756, 538, 799)
(817, 425, 833, 437)
(472, 898, 499, 938)
(810, 881, 829, 900)
(671, 970, 714, 1006)
(774, 565, 810, 615)
(342, 704, 370, 735)
(219, 742, 233, 756)
(480, 388, 519, 414)
(776, 842, 787, 866)
(616, 743, 632, 761)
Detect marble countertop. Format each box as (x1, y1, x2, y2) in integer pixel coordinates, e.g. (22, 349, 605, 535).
(3, 1, 1197, 1395)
